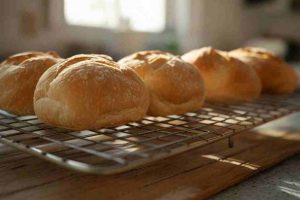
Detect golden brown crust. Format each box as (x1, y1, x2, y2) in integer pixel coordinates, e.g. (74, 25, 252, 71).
(1, 51, 60, 65)
(182, 47, 262, 103)
(34, 54, 150, 130)
(119, 50, 205, 116)
(0, 51, 62, 115)
(230, 47, 298, 95)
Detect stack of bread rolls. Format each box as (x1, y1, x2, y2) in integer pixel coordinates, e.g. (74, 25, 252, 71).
(0, 47, 298, 130)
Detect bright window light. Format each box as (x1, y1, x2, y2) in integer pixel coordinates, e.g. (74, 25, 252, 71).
(64, 0, 166, 32)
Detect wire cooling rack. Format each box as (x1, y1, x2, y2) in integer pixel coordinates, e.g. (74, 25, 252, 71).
(0, 93, 300, 174)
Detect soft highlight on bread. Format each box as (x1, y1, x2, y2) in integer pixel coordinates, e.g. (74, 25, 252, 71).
(182, 47, 262, 103)
(230, 47, 298, 95)
(119, 50, 206, 116)
(34, 54, 149, 130)
(0, 51, 62, 115)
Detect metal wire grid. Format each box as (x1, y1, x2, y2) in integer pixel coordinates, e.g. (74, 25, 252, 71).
(0, 93, 299, 175)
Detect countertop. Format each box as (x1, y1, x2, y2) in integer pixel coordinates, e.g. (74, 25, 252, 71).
(0, 113, 300, 200)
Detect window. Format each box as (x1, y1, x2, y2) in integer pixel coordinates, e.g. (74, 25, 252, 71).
(64, 0, 166, 32)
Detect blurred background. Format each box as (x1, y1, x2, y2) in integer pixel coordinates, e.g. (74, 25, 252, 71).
(1, 0, 300, 61)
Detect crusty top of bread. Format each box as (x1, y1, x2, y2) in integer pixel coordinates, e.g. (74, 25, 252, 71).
(1, 51, 60, 65)
(230, 47, 281, 61)
(182, 47, 238, 67)
(119, 50, 176, 78)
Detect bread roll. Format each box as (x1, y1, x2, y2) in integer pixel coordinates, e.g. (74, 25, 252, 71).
(119, 50, 205, 116)
(230, 47, 298, 94)
(34, 54, 149, 130)
(182, 47, 261, 103)
(0, 51, 61, 115)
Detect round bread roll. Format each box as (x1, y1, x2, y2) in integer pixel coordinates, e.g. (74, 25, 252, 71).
(0, 51, 61, 115)
(118, 50, 205, 116)
(230, 47, 298, 94)
(34, 54, 149, 130)
(182, 47, 261, 103)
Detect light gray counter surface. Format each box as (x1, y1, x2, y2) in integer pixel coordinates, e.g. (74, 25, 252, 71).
(211, 154, 300, 200)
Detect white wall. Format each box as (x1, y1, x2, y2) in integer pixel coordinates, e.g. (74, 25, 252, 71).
(0, 0, 175, 58)
(0, 0, 300, 57)
(177, 0, 300, 52)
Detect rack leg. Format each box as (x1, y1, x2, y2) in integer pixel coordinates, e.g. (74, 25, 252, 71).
(228, 137, 234, 148)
